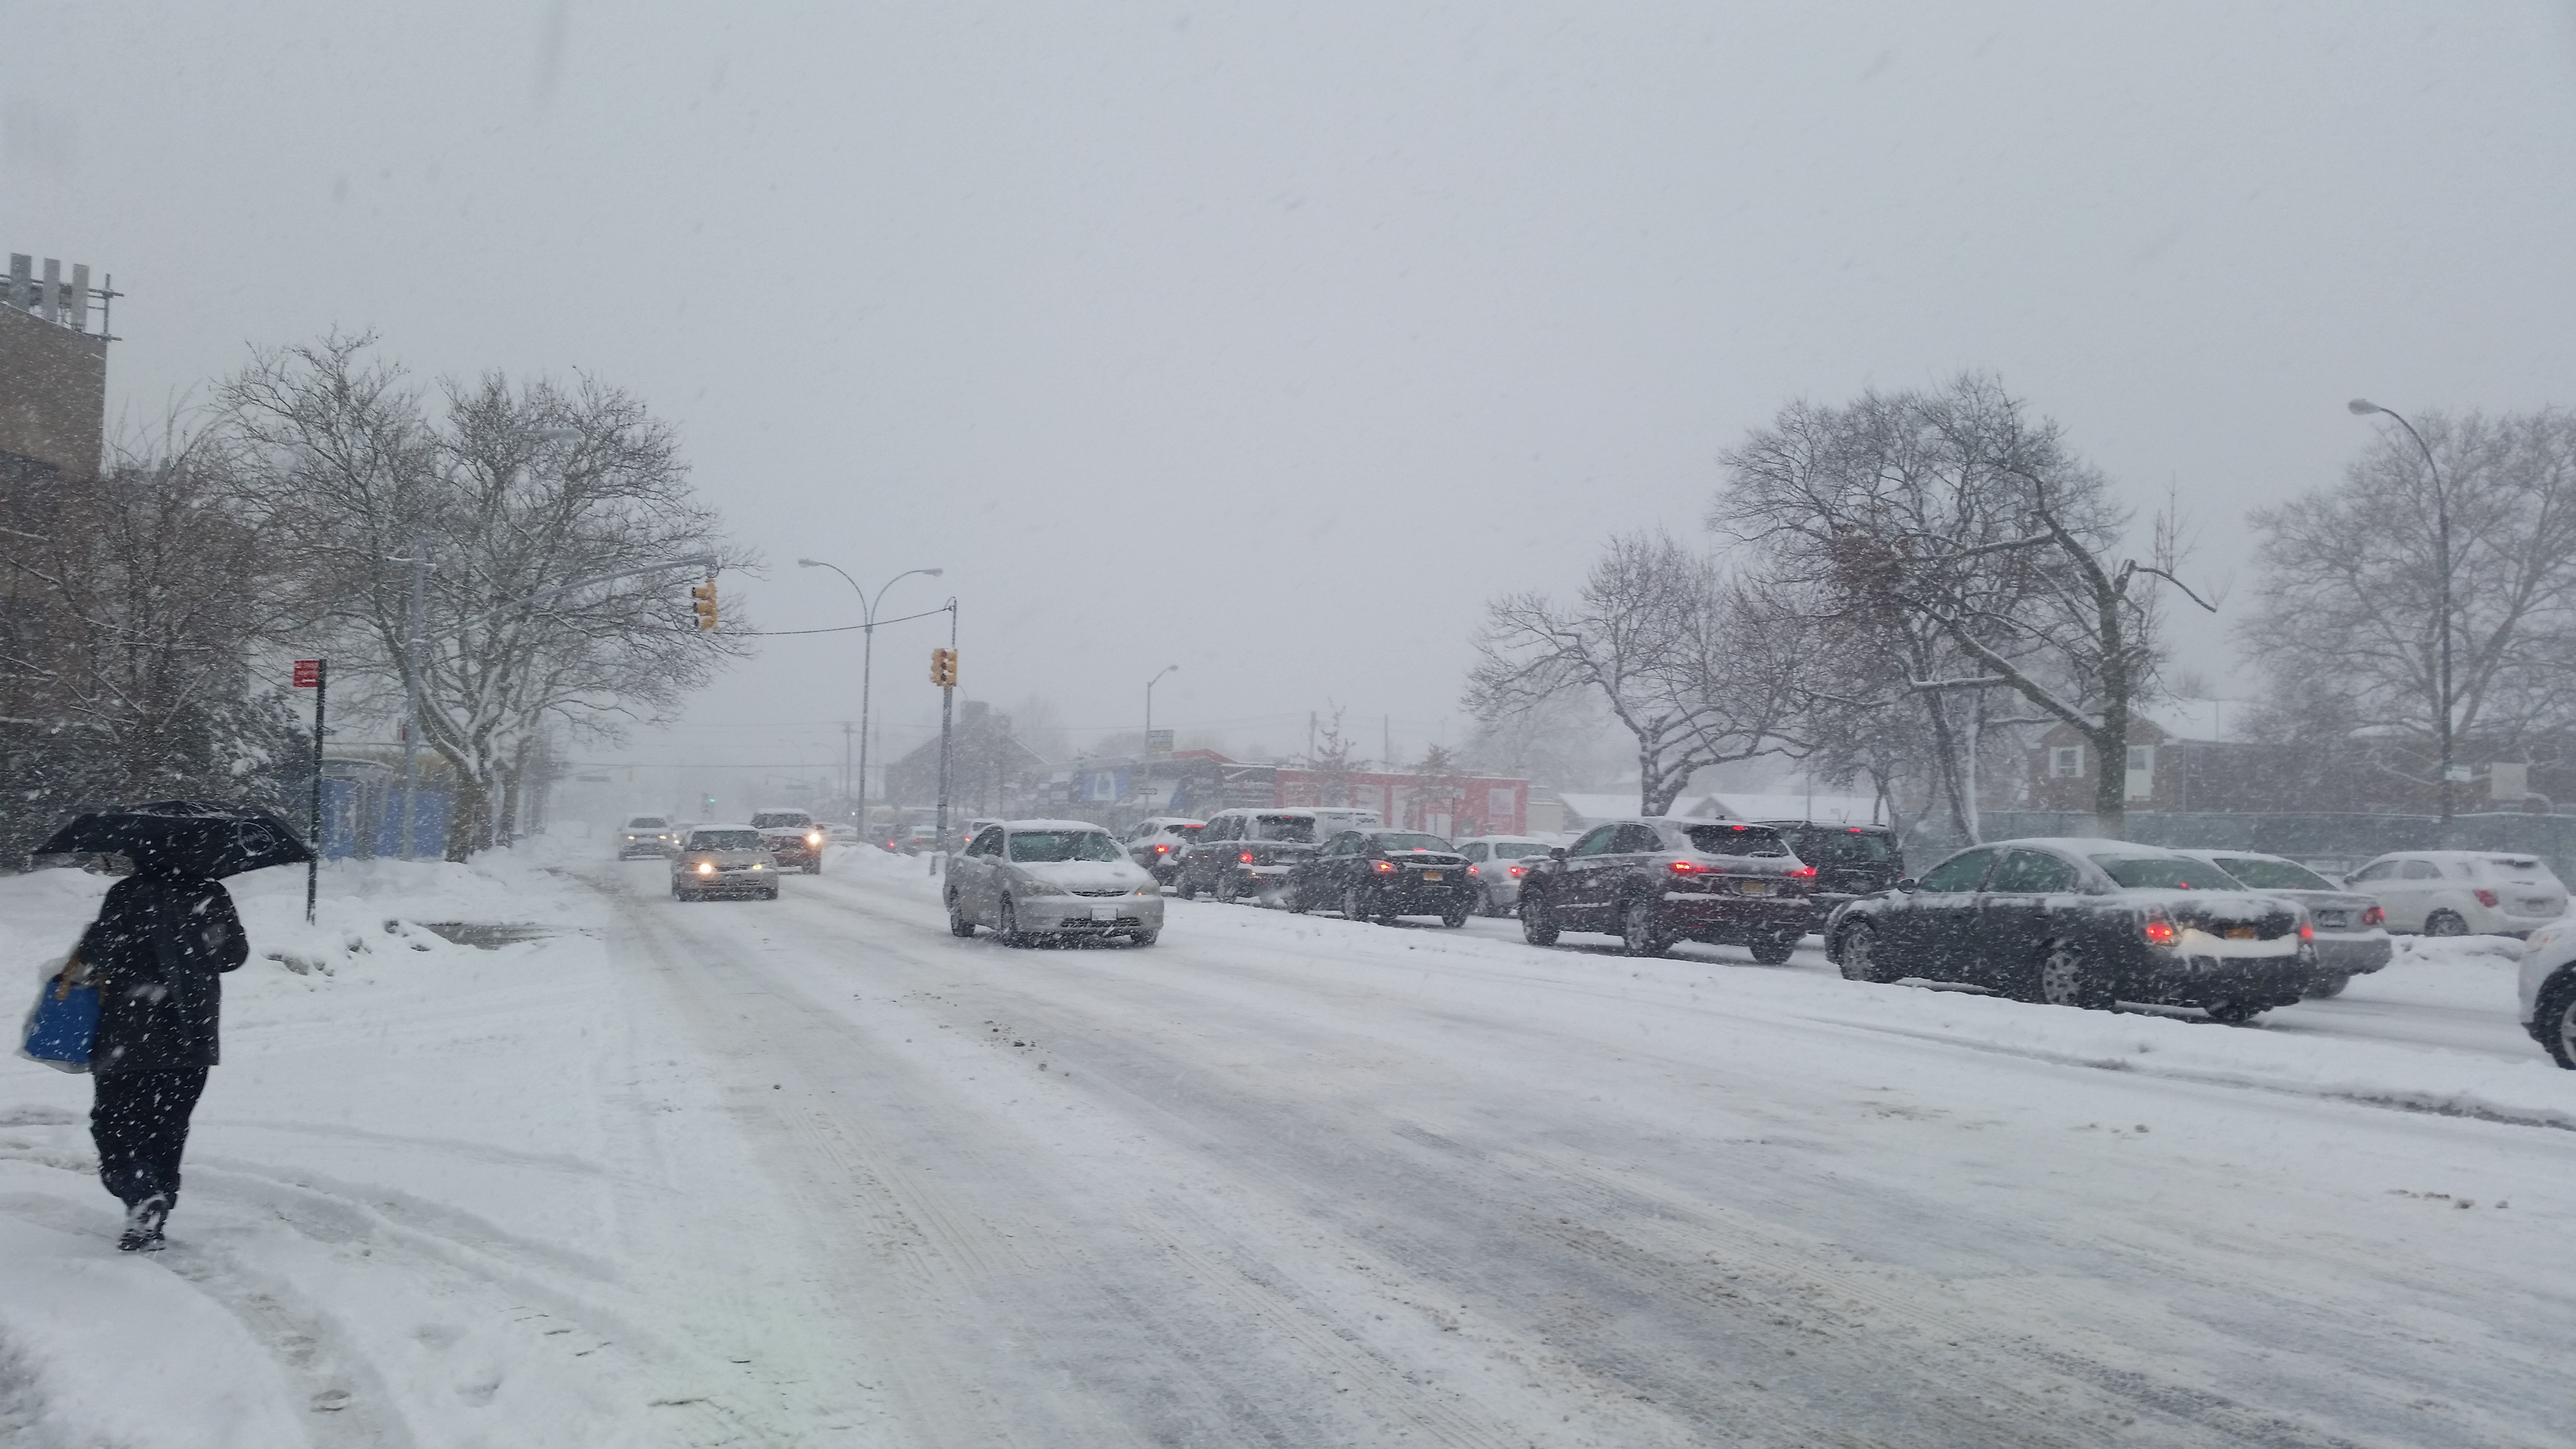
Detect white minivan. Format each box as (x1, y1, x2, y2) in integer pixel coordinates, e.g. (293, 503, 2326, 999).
(2343, 851, 2569, 937)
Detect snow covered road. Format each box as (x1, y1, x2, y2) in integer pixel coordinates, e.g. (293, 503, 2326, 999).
(2, 843, 2572, 1446)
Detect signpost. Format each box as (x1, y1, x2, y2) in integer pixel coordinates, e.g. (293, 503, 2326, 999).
(291, 658, 326, 923)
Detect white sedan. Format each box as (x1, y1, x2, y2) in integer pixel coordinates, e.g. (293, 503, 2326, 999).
(2343, 850, 2569, 937)
(945, 820, 1164, 946)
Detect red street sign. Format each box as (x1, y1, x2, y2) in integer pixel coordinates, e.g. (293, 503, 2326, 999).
(291, 660, 322, 688)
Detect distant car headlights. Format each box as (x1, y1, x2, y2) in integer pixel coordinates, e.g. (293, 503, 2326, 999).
(696, 861, 715, 875)
(805, 831, 823, 846)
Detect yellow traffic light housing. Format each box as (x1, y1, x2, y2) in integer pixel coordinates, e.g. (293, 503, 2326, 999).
(691, 579, 719, 631)
(930, 647, 957, 688)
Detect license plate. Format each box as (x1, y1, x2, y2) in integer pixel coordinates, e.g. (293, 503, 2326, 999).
(2313, 911, 2347, 929)
(2524, 899, 2554, 913)
(2223, 926, 2256, 940)
(1740, 880, 1768, 896)
(1091, 905, 1119, 921)
(1421, 871, 1444, 882)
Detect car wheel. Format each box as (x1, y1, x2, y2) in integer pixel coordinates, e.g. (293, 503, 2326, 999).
(1129, 930, 1159, 947)
(764, 888, 779, 901)
(2425, 909, 2469, 937)
(2536, 972, 2576, 1069)
(1285, 883, 1310, 914)
(1440, 903, 1469, 929)
(1341, 886, 1371, 923)
(948, 895, 977, 938)
(1215, 872, 1242, 904)
(998, 900, 1027, 948)
(2303, 972, 2351, 999)
(2034, 942, 2113, 1010)
(806, 861, 821, 875)
(2204, 998, 2263, 1024)
(1175, 876, 1198, 901)
(1748, 932, 1796, 966)
(1619, 898, 1668, 957)
(1520, 892, 1559, 947)
(1836, 921, 1892, 982)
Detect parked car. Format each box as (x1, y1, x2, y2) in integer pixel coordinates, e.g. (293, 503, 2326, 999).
(2174, 849, 2392, 996)
(750, 809, 826, 873)
(945, 819, 1163, 946)
(1122, 816, 1205, 884)
(1175, 806, 1382, 902)
(1286, 829, 1477, 926)
(618, 815, 679, 859)
(1455, 835, 1555, 916)
(670, 826, 780, 901)
(2516, 922, 2576, 1067)
(1755, 821, 1904, 910)
(2341, 851, 2570, 938)
(1825, 839, 2311, 1021)
(824, 822, 860, 845)
(1517, 818, 1818, 964)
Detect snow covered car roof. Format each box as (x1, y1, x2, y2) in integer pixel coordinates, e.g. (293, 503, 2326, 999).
(1001, 818, 1120, 833)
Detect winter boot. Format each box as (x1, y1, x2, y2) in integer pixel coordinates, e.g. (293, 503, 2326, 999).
(118, 1193, 170, 1253)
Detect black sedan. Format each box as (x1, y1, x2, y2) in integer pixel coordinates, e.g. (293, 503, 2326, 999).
(1287, 830, 1478, 927)
(1824, 838, 2315, 1021)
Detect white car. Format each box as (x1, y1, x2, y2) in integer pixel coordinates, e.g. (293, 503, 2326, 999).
(1122, 816, 1205, 884)
(1455, 835, 1555, 916)
(2518, 924, 2576, 1067)
(945, 820, 1164, 946)
(2343, 851, 2569, 937)
(618, 815, 679, 859)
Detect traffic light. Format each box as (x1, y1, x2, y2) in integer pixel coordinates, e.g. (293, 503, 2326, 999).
(691, 579, 718, 631)
(930, 647, 958, 688)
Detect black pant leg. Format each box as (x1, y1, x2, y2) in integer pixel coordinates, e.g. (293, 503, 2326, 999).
(91, 1066, 210, 1207)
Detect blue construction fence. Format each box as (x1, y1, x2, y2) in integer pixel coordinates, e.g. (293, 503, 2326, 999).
(317, 777, 452, 860)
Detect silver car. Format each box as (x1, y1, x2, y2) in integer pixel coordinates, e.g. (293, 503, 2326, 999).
(670, 826, 781, 901)
(946, 820, 1164, 946)
(618, 815, 679, 859)
(1455, 835, 1556, 915)
(2176, 849, 2391, 996)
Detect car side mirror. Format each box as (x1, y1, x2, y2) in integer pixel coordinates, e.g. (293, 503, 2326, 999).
(1895, 877, 1920, 892)
(1549, 846, 1568, 860)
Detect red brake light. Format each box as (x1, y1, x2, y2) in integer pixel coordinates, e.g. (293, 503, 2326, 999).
(2300, 920, 2315, 942)
(2142, 916, 2177, 947)
(1668, 860, 1705, 875)
(2362, 904, 2385, 927)
(2475, 888, 2500, 908)
(1791, 865, 1817, 879)
(1372, 860, 1396, 874)
(1466, 864, 1481, 876)
(1239, 851, 1256, 864)
(1508, 865, 1526, 878)
(1155, 843, 1170, 854)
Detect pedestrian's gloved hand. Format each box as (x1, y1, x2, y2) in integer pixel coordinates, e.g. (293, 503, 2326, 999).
(53, 954, 91, 998)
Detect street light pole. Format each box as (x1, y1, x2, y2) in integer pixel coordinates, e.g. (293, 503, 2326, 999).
(799, 560, 942, 845)
(2349, 399, 2454, 833)
(1143, 664, 1178, 805)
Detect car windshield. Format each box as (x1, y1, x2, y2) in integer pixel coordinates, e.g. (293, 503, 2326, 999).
(2092, 855, 2242, 890)
(689, 831, 762, 851)
(751, 813, 809, 828)
(628, 817, 667, 828)
(1009, 831, 1127, 863)
(1251, 816, 1317, 842)
(1679, 824, 1790, 857)
(1371, 833, 1453, 853)
(1493, 842, 1547, 859)
(1792, 829, 1893, 864)
(2213, 856, 2334, 891)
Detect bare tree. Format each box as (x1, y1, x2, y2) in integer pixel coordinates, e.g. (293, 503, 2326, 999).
(220, 335, 749, 857)
(1467, 532, 1794, 816)
(2244, 408, 2576, 798)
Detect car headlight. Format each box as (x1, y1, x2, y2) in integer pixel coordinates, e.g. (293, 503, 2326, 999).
(751, 862, 764, 870)
(1133, 883, 1159, 896)
(696, 862, 714, 875)
(806, 831, 823, 845)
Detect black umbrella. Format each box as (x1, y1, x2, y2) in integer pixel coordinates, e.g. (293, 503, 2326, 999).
(35, 801, 315, 880)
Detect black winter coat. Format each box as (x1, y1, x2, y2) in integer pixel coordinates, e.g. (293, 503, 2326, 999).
(77, 875, 248, 1074)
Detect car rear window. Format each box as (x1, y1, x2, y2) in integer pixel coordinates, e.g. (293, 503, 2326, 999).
(1008, 831, 1127, 863)
(1678, 823, 1790, 857)
(2212, 856, 2334, 891)
(751, 812, 810, 828)
(1494, 842, 1546, 859)
(628, 817, 667, 828)
(1792, 829, 1893, 864)
(2482, 856, 2556, 881)
(1371, 833, 1453, 853)
(2092, 855, 2241, 890)
(689, 830, 762, 850)
(1251, 816, 1318, 843)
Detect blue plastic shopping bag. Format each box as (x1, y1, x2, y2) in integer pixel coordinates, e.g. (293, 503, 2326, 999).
(19, 967, 97, 1073)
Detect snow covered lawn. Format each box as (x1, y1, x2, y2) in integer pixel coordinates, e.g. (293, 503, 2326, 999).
(0, 839, 2569, 1445)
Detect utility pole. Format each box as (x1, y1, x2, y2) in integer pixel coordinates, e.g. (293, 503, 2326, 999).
(2349, 400, 2458, 837)
(841, 721, 854, 809)
(798, 560, 942, 846)
(396, 530, 429, 860)
(935, 601, 959, 857)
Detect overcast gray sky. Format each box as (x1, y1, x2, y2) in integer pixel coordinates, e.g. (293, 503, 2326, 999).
(10, 2, 2576, 786)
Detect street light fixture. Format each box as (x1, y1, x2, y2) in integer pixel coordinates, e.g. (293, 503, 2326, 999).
(799, 559, 942, 845)
(2348, 398, 2457, 832)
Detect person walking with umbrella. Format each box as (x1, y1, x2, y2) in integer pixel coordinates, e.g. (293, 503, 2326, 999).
(40, 803, 310, 1252)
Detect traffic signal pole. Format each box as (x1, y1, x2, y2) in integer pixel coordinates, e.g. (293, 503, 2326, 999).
(933, 607, 958, 861)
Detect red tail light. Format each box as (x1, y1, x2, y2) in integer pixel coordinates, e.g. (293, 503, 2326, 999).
(2362, 904, 2385, 927)
(1372, 860, 1396, 874)
(1239, 851, 1256, 865)
(1668, 860, 1707, 875)
(2142, 915, 2177, 947)
(1155, 843, 1170, 854)
(2299, 920, 2315, 942)
(1508, 865, 1526, 878)
(1466, 865, 1481, 876)
(1791, 865, 1818, 879)
(2474, 888, 2499, 908)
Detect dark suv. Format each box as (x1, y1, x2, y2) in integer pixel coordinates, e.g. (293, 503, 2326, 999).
(1756, 820, 1903, 907)
(1286, 829, 1477, 926)
(1517, 818, 1818, 963)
